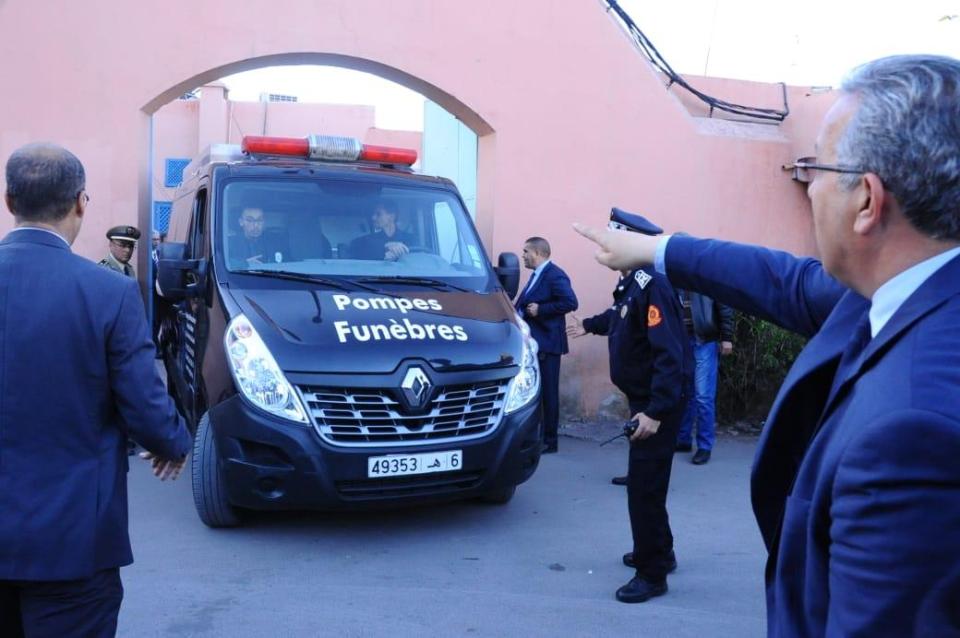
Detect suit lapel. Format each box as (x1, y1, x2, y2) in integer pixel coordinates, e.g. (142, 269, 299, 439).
(519, 262, 551, 306)
(750, 292, 867, 546)
(821, 253, 960, 421)
(529, 262, 551, 299)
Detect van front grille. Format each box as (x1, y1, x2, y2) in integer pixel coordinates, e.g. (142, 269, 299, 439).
(298, 380, 509, 447)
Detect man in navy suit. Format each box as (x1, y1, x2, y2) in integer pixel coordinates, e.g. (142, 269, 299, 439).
(0, 143, 193, 636)
(575, 54, 960, 636)
(516, 237, 578, 453)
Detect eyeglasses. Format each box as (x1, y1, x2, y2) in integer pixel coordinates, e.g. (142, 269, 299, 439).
(241, 217, 264, 224)
(782, 156, 864, 184)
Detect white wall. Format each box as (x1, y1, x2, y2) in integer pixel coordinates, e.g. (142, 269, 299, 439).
(421, 101, 477, 218)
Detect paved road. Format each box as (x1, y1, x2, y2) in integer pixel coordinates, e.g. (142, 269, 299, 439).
(120, 434, 766, 637)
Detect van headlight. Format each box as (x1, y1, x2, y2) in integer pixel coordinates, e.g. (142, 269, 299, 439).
(225, 314, 308, 423)
(505, 319, 540, 414)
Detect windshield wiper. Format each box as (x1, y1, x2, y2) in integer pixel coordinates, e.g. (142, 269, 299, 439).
(356, 276, 471, 292)
(240, 269, 355, 291)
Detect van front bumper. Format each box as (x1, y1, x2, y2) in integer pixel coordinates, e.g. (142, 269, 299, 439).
(207, 394, 541, 511)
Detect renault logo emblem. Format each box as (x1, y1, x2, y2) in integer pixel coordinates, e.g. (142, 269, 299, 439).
(401, 367, 432, 408)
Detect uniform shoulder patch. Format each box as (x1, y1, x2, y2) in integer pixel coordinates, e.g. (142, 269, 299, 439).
(647, 304, 663, 327)
(634, 269, 652, 289)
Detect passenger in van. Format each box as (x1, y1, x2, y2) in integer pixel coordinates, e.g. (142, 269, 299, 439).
(348, 200, 415, 261)
(228, 206, 289, 268)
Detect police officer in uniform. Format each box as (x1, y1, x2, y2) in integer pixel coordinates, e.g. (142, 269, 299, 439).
(98, 225, 141, 278)
(567, 208, 691, 603)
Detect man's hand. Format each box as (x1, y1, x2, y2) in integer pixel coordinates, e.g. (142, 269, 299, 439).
(526, 302, 539, 317)
(139, 451, 187, 481)
(384, 242, 409, 261)
(572, 223, 659, 272)
(721, 341, 734, 356)
(629, 412, 661, 442)
(566, 314, 586, 338)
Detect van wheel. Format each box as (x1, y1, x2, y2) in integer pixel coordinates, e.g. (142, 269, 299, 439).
(480, 485, 516, 505)
(192, 412, 241, 528)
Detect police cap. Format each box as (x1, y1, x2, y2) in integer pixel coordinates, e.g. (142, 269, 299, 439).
(107, 225, 141, 243)
(608, 208, 663, 236)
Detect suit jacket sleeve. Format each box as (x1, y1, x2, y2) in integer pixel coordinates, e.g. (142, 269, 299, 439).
(665, 236, 846, 338)
(640, 280, 688, 421)
(582, 308, 614, 336)
(536, 269, 578, 318)
(717, 302, 735, 342)
(108, 279, 192, 459)
(827, 408, 960, 636)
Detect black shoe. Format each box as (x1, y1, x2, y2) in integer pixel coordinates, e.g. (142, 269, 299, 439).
(615, 576, 668, 603)
(541, 444, 558, 454)
(622, 550, 677, 573)
(692, 449, 711, 465)
(611, 475, 628, 486)
(675, 442, 692, 453)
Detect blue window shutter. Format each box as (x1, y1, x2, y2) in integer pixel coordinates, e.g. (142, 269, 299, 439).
(153, 201, 173, 233)
(164, 158, 190, 188)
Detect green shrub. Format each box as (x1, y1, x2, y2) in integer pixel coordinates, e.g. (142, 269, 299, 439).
(717, 314, 807, 426)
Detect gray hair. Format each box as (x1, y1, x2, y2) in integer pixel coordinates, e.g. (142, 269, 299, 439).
(837, 55, 960, 240)
(5, 143, 86, 223)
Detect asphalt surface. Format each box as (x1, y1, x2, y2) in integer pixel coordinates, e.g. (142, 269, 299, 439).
(120, 431, 767, 637)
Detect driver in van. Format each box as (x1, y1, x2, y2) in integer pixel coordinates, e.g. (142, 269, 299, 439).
(228, 206, 287, 268)
(349, 199, 415, 261)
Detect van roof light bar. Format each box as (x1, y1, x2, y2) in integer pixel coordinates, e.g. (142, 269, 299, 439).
(241, 135, 417, 166)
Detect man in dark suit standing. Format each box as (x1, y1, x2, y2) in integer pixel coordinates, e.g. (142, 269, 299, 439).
(0, 143, 192, 636)
(516, 236, 578, 453)
(575, 55, 960, 636)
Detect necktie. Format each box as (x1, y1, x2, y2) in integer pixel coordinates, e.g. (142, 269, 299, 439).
(520, 271, 538, 302)
(829, 311, 873, 398)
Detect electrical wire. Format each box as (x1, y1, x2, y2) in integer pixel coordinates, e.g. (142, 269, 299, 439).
(605, 0, 789, 122)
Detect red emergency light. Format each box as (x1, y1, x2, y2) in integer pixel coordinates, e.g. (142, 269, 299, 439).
(241, 135, 417, 166)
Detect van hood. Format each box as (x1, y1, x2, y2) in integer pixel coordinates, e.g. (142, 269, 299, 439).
(228, 288, 525, 374)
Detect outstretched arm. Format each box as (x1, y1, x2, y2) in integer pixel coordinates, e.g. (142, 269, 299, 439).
(573, 224, 849, 338)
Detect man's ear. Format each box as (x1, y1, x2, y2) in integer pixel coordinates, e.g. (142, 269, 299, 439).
(4, 193, 15, 216)
(853, 173, 886, 236)
(75, 192, 87, 220)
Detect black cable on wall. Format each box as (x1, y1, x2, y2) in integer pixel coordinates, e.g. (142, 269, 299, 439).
(605, 0, 790, 122)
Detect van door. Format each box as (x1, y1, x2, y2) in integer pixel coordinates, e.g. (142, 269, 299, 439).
(176, 187, 210, 426)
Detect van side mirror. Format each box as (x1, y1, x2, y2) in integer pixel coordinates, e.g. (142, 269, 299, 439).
(495, 252, 520, 299)
(156, 242, 207, 301)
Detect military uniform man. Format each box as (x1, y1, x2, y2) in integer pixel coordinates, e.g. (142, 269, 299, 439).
(98, 225, 141, 277)
(99, 225, 142, 455)
(567, 208, 691, 604)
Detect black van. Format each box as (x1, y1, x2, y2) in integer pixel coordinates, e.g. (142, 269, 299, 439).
(155, 135, 542, 527)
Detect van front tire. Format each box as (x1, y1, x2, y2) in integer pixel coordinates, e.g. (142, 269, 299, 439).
(192, 412, 241, 528)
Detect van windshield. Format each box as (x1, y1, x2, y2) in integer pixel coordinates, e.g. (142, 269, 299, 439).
(219, 178, 496, 291)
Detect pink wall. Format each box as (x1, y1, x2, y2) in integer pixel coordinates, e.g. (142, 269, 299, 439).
(0, 0, 836, 419)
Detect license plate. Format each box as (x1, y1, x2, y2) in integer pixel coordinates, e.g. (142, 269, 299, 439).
(367, 450, 463, 478)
